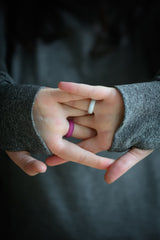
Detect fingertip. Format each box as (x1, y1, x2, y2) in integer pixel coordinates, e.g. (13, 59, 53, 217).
(58, 81, 68, 90)
(45, 158, 54, 166)
(104, 173, 114, 184)
(58, 81, 75, 92)
(24, 161, 47, 176)
(38, 162, 47, 173)
(104, 165, 117, 184)
(45, 156, 54, 166)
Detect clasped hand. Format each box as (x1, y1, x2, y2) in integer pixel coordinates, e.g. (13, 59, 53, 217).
(7, 83, 153, 183)
(47, 82, 153, 183)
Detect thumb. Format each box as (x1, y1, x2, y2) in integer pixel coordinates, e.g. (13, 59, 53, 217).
(104, 147, 153, 184)
(6, 151, 47, 176)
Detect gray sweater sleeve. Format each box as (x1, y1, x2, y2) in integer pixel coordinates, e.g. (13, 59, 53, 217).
(0, 72, 50, 154)
(110, 80, 160, 152)
(0, 7, 50, 155)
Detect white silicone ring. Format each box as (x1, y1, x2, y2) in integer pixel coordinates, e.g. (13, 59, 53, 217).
(88, 99, 96, 114)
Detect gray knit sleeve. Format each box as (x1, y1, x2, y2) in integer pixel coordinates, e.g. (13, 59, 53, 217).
(109, 80, 160, 152)
(0, 7, 50, 155)
(0, 71, 50, 154)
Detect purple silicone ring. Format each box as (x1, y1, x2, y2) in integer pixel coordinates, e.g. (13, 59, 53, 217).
(65, 120, 75, 138)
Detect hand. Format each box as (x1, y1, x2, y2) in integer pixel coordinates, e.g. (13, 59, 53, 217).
(6, 87, 115, 176)
(47, 82, 124, 166)
(34, 87, 114, 170)
(46, 82, 154, 183)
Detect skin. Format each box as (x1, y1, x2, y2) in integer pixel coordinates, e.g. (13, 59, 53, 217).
(46, 82, 153, 183)
(6, 83, 153, 183)
(6, 87, 114, 176)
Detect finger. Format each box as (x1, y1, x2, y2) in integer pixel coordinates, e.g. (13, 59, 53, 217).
(6, 151, 47, 176)
(38, 88, 87, 108)
(59, 82, 113, 100)
(47, 88, 87, 102)
(72, 123, 96, 139)
(104, 148, 153, 184)
(47, 136, 114, 170)
(73, 115, 95, 128)
(65, 99, 91, 111)
(62, 104, 88, 117)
